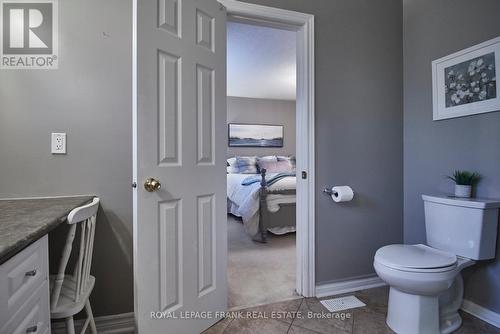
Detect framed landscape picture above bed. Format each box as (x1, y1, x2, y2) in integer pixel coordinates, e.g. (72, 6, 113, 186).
(432, 36, 499, 120)
(228, 123, 284, 147)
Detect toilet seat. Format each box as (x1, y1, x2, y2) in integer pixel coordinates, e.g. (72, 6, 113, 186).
(375, 244, 457, 273)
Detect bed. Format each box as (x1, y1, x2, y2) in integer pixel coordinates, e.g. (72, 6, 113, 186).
(227, 168, 296, 242)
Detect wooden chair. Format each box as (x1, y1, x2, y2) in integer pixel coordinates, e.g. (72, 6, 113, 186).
(50, 197, 100, 334)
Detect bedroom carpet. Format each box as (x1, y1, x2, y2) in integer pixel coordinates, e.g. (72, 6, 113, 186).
(228, 215, 298, 309)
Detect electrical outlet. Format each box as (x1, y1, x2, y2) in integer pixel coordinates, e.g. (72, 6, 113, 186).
(51, 133, 66, 154)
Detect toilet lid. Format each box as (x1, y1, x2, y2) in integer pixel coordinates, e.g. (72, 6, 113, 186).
(375, 244, 457, 270)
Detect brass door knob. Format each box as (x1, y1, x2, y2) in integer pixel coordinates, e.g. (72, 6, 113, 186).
(144, 178, 161, 192)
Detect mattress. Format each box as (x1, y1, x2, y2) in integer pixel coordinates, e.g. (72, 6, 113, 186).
(226, 173, 296, 237)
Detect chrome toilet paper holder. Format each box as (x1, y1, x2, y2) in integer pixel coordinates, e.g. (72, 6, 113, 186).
(323, 188, 338, 196)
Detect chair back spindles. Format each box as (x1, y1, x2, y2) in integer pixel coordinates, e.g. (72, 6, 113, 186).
(74, 218, 86, 302)
(50, 223, 77, 309)
(50, 198, 100, 309)
(76, 215, 96, 301)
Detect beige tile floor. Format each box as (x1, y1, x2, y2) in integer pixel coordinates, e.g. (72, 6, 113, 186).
(203, 286, 500, 334)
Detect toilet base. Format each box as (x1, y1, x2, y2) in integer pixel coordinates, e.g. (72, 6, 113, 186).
(386, 286, 465, 334)
(440, 312, 462, 334)
(387, 287, 440, 334)
(439, 274, 465, 334)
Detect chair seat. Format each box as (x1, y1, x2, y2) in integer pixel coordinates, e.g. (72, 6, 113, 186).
(49, 274, 95, 319)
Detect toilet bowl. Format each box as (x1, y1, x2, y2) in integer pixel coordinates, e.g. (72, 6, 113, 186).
(374, 244, 474, 334)
(373, 195, 500, 334)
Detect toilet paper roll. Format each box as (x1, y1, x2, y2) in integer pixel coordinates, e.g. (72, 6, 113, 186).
(331, 186, 354, 203)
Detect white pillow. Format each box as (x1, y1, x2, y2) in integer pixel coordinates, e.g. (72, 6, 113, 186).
(227, 166, 239, 173)
(227, 157, 237, 167)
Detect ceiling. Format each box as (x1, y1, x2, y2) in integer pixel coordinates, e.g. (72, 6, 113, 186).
(227, 21, 296, 101)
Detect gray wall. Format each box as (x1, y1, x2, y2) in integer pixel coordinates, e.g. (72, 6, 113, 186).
(241, 0, 404, 284)
(227, 96, 296, 157)
(0, 0, 133, 316)
(403, 0, 500, 313)
(0, 0, 414, 316)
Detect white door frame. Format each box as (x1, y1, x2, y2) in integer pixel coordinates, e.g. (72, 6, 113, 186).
(219, 0, 316, 297)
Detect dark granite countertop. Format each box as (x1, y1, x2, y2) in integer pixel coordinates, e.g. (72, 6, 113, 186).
(0, 196, 94, 264)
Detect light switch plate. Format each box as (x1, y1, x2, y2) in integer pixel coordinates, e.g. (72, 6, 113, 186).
(51, 133, 66, 154)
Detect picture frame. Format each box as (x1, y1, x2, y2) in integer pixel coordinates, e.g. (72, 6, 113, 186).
(228, 123, 284, 147)
(432, 36, 499, 120)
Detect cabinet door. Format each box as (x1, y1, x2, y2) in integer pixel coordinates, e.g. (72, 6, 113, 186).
(0, 236, 49, 330)
(1, 280, 50, 334)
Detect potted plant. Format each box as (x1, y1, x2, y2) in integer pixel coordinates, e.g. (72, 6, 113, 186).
(447, 170, 481, 198)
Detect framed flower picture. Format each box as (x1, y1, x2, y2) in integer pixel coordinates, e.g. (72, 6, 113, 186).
(432, 36, 500, 120)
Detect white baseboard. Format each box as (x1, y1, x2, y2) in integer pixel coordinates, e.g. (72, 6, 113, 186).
(315, 275, 386, 298)
(51, 312, 135, 334)
(462, 299, 500, 329)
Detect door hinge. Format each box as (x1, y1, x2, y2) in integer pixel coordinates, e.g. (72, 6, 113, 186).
(301, 171, 307, 180)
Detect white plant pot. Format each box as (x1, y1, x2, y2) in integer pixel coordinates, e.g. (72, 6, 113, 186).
(455, 185, 472, 198)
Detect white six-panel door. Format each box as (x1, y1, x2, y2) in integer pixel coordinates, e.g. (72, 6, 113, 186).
(135, 0, 227, 333)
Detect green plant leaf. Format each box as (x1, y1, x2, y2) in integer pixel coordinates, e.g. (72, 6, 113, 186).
(447, 170, 481, 185)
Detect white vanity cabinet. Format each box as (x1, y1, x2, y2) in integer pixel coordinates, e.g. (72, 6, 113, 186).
(0, 236, 51, 334)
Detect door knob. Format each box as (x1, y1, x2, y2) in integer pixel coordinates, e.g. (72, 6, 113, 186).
(144, 178, 161, 192)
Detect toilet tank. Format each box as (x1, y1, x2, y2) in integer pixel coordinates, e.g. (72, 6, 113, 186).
(422, 194, 500, 260)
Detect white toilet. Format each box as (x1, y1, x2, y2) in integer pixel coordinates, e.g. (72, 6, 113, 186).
(374, 194, 500, 334)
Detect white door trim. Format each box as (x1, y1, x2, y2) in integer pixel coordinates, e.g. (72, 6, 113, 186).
(132, 0, 138, 325)
(219, 0, 316, 297)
